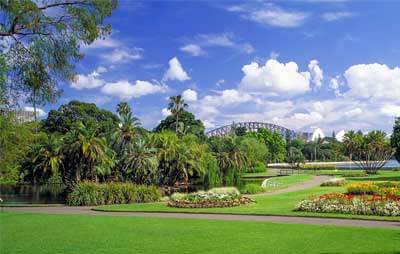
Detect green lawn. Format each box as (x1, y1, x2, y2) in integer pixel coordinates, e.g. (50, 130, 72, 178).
(96, 171, 400, 221)
(1, 212, 399, 254)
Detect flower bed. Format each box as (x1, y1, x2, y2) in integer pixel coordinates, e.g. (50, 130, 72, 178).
(295, 193, 400, 216)
(168, 188, 255, 208)
(320, 178, 346, 187)
(346, 181, 399, 195)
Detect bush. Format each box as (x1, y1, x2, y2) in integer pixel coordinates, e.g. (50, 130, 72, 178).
(346, 182, 378, 195)
(320, 178, 346, 187)
(253, 161, 267, 173)
(241, 183, 264, 194)
(303, 165, 336, 171)
(67, 182, 161, 206)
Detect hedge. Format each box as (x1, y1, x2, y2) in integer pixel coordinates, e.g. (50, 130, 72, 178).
(67, 182, 161, 206)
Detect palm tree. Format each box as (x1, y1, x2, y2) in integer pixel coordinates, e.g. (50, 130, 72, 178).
(122, 138, 158, 184)
(63, 122, 112, 183)
(168, 95, 188, 133)
(32, 135, 63, 182)
(112, 103, 141, 153)
(343, 130, 362, 160)
(212, 136, 249, 182)
(116, 102, 130, 117)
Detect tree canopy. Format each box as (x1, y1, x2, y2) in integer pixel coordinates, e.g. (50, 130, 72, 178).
(42, 100, 119, 135)
(0, 0, 117, 109)
(155, 110, 205, 138)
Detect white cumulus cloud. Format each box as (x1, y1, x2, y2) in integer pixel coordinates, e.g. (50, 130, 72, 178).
(344, 63, 400, 100)
(182, 89, 198, 102)
(240, 59, 311, 96)
(24, 107, 47, 117)
(70, 71, 106, 90)
(380, 104, 400, 117)
(101, 80, 167, 99)
(163, 57, 190, 82)
(308, 60, 324, 88)
(102, 48, 143, 64)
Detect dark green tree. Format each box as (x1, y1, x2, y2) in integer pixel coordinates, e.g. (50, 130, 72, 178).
(155, 110, 205, 138)
(43, 100, 119, 135)
(246, 128, 286, 163)
(391, 117, 400, 163)
(235, 126, 247, 136)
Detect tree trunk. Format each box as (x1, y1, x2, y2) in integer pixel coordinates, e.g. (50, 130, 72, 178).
(176, 113, 179, 133)
(33, 88, 38, 143)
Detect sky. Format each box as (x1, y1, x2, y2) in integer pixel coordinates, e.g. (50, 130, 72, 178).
(34, 1, 400, 134)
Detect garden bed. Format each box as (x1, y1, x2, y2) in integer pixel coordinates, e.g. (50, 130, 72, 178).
(167, 187, 255, 208)
(295, 193, 400, 216)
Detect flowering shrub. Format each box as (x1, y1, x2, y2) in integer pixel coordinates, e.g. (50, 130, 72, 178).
(346, 182, 379, 195)
(320, 178, 346, 187)
(295, 193, 400, 216)
(346, 181, 399, 195)
(168, 189, 254, 208)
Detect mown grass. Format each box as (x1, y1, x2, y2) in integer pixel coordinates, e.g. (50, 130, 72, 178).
(97, 171, 400, 221)
(1, 212, 399, 254)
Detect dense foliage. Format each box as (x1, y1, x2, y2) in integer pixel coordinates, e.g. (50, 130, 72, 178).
(43, 100, 119, 134)
(391, 117, 400, 163)
(67, 182, 161, 206)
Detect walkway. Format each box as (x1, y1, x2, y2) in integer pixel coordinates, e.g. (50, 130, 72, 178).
(259, 175, 330, 196)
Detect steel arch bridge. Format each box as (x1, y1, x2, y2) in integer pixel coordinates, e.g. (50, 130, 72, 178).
(205, 121, 296, 139)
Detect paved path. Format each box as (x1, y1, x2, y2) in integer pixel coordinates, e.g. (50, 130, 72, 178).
(255, 175, 330, 196)
(4, 206, 400, 229)
(4, 175, 400, 229)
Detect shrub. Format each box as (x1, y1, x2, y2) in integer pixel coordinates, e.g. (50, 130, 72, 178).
(252, 161, 267, 173)
(67, 182, 161, 206)
(241, 183, 264, 194)
(303, 165, 336, 171)
(320, 178, 346, 187)
(346, 182, 379, 195)
(295, 193, 400, 216)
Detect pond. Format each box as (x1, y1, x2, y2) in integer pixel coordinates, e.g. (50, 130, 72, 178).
(335, 159, 400, 169)
(0, 183, 66, 205)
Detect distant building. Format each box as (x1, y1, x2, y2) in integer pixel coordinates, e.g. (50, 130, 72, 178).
(0, 108, 36, 123)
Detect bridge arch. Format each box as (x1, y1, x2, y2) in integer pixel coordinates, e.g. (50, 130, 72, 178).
(205, 121, 296, 139)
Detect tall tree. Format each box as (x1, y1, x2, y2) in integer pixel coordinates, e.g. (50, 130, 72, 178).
(167, 95, 188, 133)
(1, 0, 117, 108)
(43, 100, 119, 134)
(348, 131, 393, 174)
(155, 110, 205, 137)
(391, 117, 400, 163)
(116, 102, 130, 117)
(62, 122, 113, 189)
(343, 130, 362, 160)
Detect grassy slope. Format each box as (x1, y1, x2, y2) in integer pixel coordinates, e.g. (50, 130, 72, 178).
(2, 212, 399, 254)
(96, 172, 400, 221)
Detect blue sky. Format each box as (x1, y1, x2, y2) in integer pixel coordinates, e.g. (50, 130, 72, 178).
(35, 1, 400, 135)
